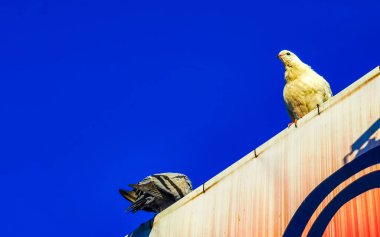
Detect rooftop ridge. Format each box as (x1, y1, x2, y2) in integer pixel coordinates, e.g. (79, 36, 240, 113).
(154, 66, 380, 221)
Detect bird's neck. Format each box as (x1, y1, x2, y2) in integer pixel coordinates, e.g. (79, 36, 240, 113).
(284, 63, 312, 83)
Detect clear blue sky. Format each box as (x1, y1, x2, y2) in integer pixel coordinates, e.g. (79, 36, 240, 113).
(0, 0, 379, 236)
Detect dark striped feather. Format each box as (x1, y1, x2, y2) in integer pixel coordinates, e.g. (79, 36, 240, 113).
(119, 189, 137, 203)
(161, 175, 185, 198)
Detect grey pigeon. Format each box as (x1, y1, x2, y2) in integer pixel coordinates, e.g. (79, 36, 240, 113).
(119, 173, 192, 213)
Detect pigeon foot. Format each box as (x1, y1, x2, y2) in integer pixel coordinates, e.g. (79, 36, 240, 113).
(288, 119, 298, 128)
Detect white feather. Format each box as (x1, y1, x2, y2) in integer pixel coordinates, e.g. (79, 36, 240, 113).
(278, 50, 332, 121)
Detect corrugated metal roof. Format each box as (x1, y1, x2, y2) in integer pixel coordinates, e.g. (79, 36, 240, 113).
(133, 66, 380, 237)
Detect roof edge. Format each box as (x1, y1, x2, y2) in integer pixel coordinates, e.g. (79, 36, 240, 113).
(155, 66, 380, 221)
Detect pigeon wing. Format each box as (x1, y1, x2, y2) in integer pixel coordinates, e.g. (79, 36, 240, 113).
(119, 189, 137, 203)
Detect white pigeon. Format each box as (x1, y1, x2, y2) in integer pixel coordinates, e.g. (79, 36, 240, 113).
(119, 173, 192, 213)
(278, 50, 332, 127)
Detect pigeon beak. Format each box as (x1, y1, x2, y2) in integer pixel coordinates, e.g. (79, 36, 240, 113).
(277, 54, 282, 58)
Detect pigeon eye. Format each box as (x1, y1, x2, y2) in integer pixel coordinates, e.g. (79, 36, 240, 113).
(286, 52, 291, 56)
